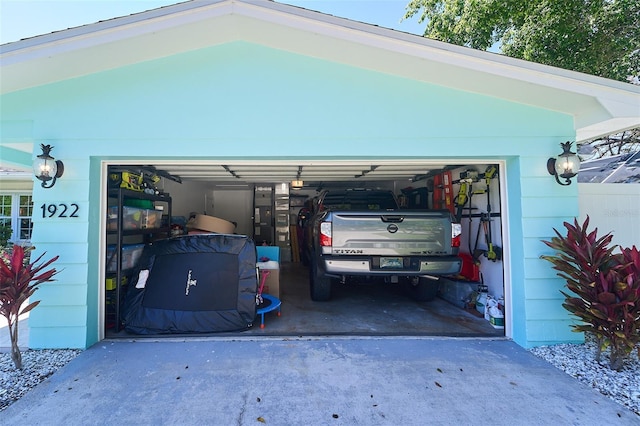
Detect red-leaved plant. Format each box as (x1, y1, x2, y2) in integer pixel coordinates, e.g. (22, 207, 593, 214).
(541, 216, 640, 371)
(0, 245, 59, 369)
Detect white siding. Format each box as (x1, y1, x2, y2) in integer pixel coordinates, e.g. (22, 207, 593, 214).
(578, 183, 640, 249)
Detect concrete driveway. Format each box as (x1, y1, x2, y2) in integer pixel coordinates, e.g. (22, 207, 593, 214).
(2, 336, 638, 425)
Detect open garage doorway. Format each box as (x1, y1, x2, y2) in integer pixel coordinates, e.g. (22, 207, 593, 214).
(103, 160, 508, 339)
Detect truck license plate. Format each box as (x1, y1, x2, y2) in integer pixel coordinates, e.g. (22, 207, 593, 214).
(380, 257, 403, 269)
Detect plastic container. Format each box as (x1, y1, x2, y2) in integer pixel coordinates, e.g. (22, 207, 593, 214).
(124, 198, 154, 209)
(106, 244, 145, 272)
(438, 277, 476, 308)
(107, 206, 142, 230)
(489, 304, 505, 328)
(490, 313, 505, 328)
(476, 284, 488, 315)
(458, 253, 480, 282)
(141, 209, 163, 229)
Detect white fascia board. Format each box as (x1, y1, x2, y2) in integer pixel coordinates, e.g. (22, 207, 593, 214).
(0, 1, 234, 65)
(577, 119, 640, 142)
(0, 1, 233, 54)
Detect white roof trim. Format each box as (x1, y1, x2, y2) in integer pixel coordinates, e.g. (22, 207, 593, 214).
(2, 0, 639, 141)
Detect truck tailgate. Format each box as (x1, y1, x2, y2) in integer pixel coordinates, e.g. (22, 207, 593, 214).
(329, 211, 454, 256)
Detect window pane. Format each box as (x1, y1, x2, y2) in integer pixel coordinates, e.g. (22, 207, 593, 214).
(18, 195, 33, 241)
(19, 218, 33, 240)
(0, 195, 11, 217)
(19, 195, 33, 216)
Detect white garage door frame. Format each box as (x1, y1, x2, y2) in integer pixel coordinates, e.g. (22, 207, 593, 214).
(98, 158, 511, 340)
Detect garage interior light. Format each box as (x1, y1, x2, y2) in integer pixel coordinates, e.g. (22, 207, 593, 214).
(33, 144, 64, 189)
(547, 141, 580, 186)
(291, 180, 304, 189)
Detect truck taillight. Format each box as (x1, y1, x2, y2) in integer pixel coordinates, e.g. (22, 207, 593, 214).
(319, 221, 332, 246)
(451, 223, 462, 247)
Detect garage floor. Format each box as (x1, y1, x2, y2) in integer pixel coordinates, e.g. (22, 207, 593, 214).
(109, 262, 503, 339)
(244, 262, 503, 337)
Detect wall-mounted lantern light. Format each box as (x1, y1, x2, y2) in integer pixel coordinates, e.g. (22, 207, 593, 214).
(33, 144, 64, 189)
(547, 141, 580, 186)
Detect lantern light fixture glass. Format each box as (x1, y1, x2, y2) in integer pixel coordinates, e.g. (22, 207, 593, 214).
(547, 141, 580, 186)
(33, 144, 64, 189)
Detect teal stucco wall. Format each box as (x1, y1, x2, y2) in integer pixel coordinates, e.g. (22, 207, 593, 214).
(0, 42, 578, 349)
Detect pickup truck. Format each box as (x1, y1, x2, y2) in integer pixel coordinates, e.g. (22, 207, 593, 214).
(304, 188, 462, 301)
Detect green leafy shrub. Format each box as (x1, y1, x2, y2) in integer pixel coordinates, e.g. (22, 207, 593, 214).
(0, 223, 12, 247)
(541, 216, 640, 371)
(0, 245, 59, 369)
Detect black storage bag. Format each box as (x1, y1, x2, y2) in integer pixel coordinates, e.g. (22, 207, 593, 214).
(122, 234, 257, 334)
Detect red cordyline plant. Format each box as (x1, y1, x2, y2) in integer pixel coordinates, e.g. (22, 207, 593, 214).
(0, 245, 59, 369)
(541, 216, 640, 371)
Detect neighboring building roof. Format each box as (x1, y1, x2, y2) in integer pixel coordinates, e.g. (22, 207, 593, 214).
(1, 0, 639, 141)
(579, 150, 640, 183)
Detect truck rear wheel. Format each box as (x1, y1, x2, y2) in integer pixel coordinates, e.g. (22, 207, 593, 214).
(408, 277, 440, 302)
(309, 258, 332, 301)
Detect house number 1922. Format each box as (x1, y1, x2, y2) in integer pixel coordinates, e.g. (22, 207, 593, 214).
(40, 203, 79, 218)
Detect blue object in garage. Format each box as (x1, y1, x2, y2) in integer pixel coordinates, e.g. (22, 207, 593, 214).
(256, 294, 282, 329)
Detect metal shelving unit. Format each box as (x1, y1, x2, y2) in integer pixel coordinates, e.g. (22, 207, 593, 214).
(106, 188, 172, 332)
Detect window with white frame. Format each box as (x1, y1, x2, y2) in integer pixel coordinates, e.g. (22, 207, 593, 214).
(0, 193, 33, 244)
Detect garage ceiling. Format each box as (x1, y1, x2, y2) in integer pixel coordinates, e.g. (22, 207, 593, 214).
(141, 161, 460, 187)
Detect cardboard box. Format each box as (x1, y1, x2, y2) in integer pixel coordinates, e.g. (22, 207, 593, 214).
(259, 267, 280, 298)
(187, 214, 236, 234)
(257, 246, 280, 297)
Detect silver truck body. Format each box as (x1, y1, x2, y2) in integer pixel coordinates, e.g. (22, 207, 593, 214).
(306, 189, 462, 301)
(321, 210, 461, 275)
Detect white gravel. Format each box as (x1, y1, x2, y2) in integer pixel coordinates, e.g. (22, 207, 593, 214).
(0, 349, 82, 411)
(529, 339, 640, 416)
(1, 341, 639, 415)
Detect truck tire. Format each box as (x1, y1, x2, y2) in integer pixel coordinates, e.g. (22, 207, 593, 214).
(409, 277, 440, 302)
(309, 257, 332, 301)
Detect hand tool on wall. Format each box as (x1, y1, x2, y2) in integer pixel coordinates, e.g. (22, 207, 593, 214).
(481, 165, 501, 261)
(453, 169, 480, 222)
(481, 213, 501, 261)
(472, 215, 484, 262)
